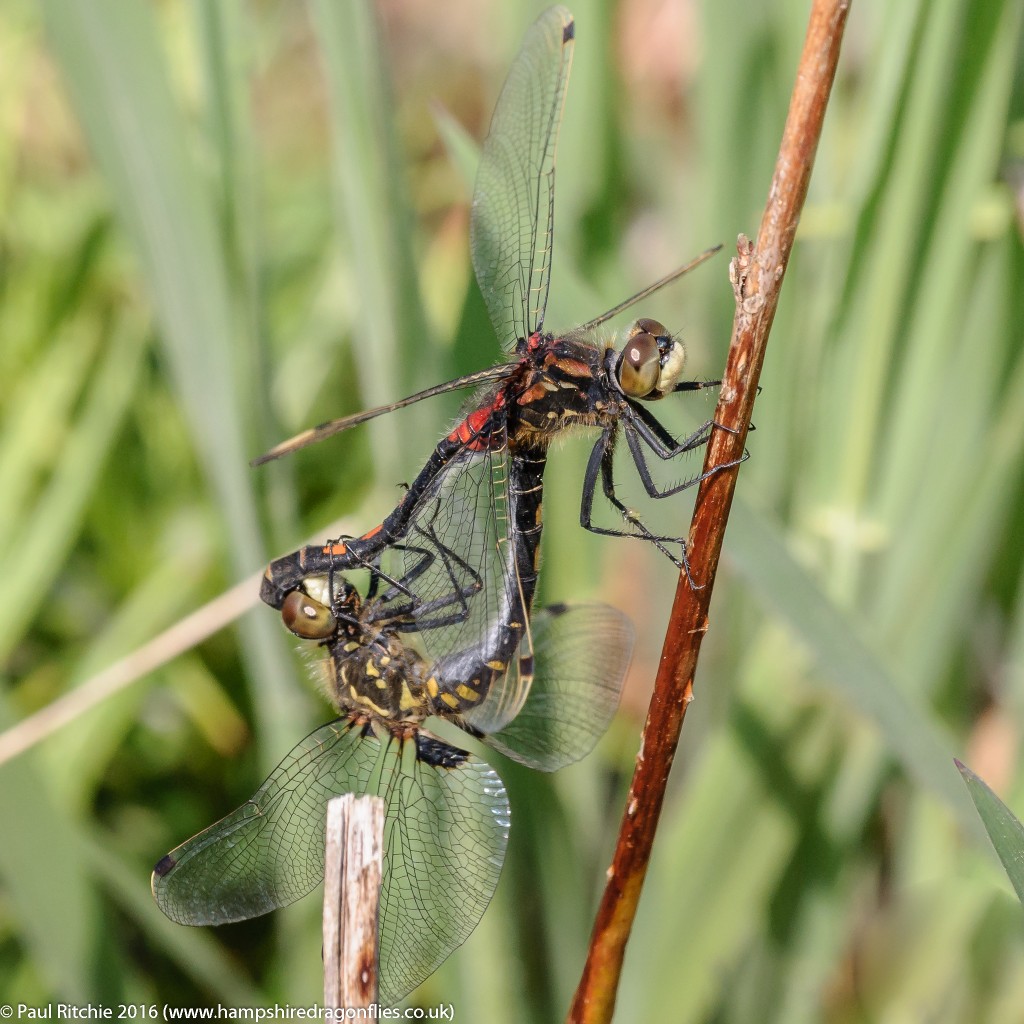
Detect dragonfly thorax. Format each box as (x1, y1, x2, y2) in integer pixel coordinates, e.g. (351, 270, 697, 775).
(281, 583, 434, 722)
(324, 625, 431, 722)
(509, 333, 613, 437)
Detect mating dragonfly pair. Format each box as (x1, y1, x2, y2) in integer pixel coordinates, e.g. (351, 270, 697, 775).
(152, 6, 734, 1004)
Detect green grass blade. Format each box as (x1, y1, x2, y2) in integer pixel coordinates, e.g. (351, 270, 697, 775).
(957, 761, 1024, 906)
(84, 829, 264, 1005)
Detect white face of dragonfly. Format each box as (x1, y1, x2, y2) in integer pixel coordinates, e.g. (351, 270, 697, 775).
(616, 318, 687, 401)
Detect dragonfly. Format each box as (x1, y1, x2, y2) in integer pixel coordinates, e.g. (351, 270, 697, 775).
(256, 4, 734, 628)
(155, 299, 624, 1003)
(152, 561, 634, 1004)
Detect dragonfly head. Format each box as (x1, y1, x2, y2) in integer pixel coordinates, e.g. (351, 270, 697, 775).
(281, 590, 336, 640)
(280, 576, 361, 640)
(615, 319, 686, 401)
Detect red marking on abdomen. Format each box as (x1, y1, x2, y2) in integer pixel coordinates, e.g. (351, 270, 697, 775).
(448, 397, 505, 451)
(324, 521, 381, 556)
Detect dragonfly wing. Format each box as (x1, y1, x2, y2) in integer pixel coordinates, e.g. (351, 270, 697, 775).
(484, 604, 634, 772)
(388, 434, 545, 726)
(445, 590, 534, 737)
(151, 719, 377, 924)
(470, 6, 575, 348)
(151, 719, 509, 1006)
(378, 730, 509, 1004)
(250, 365, 516, 466)
(391, 429, 525, 665)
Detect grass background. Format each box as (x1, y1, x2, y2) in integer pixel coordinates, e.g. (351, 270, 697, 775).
(1, 0, 1023, 1019)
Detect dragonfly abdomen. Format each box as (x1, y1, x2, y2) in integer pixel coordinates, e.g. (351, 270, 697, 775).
(260, 411, 511, 610)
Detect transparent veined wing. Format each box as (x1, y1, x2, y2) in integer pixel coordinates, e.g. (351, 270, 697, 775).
(152, 718, 509, 1005)
(391, 430, 521, 662)
(152, 720, 376, 923)
(470, 6, 575, 348)
(484, 603, 634, 772)
(379, 434, 543, 721)
(377, 731, 509, 1004)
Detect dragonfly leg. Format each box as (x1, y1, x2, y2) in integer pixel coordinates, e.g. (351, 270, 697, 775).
(627, 401, 714, 459)
(394, 523, 485, 630)
(579, 428, 686, 567)
(623, 422, 746, 501)
(359, 524, 485, 633)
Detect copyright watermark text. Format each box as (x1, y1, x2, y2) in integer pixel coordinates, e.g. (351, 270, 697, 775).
(0, 1008, 453, 1022)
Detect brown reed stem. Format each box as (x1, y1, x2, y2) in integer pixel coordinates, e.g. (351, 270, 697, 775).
(567, 2, 852, 1019)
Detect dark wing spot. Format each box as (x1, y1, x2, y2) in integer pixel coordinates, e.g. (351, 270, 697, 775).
(153, 854, 177, 878)
(563, 20, 575, 43)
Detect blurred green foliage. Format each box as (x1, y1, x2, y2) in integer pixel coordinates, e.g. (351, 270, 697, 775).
(1, 0, 1023, 1020)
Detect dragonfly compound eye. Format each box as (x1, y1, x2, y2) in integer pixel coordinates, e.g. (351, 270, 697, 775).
(617, 329, 661, 398)
(281, 590, 337, 639)
(630, 318, 687, 400)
